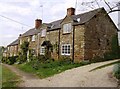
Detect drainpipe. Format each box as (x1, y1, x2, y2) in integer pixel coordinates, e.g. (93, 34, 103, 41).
(72, 25, 75, 62)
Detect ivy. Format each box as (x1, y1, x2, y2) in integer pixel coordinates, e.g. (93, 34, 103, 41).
(17, 41, 29, 63)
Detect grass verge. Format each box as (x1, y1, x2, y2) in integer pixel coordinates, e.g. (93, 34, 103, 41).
(17, 60, 90, 78)
(2, 65, 20, 88)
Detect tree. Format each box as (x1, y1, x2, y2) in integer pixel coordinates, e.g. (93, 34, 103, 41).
(81, 0, 120, 14)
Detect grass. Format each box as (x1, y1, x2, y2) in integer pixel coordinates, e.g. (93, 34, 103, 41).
(2, 65, 20, 88)
(89, 60, 120, 72)
(17, 60, 90, 78)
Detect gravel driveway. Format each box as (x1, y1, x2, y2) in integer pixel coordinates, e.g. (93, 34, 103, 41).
(3, 59, 119, 87)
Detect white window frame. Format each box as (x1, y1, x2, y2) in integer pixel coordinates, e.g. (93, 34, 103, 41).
(61, 44, 71, 55)
(32, 35, 35, 41)
(40, 46, 45, 55)
(41, 29, 46, 37)
(63, 23, 72, 34)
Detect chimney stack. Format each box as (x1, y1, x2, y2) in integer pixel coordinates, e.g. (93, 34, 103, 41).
(67, 7, 75, 16)
(19, 34, 22, 36)
(35, 19, 42, 29)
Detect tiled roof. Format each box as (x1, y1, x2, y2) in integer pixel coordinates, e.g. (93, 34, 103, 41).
(21, 7, 104, 37)
(21, 28, 41, 37)
(8, 39, 18, 46)
(48, 7, 104, 30)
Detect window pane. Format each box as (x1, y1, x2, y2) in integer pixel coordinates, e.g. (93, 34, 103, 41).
(41, 29, 46, 37)
(32, 35, 35, 41)
(61, 44, 70, 55)
(40, 47, 45, 55)
(63, 23, 71, 33)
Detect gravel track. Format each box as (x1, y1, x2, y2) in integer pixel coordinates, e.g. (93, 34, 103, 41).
(3, 59, 119, 87)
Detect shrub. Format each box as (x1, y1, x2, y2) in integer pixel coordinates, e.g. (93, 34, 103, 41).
(2, 56, 18, 65)
(17, 41, 29, 64)
(2, 57, 8, 63)
(113, 63, 120, 79)
(8, 56, 18, 65)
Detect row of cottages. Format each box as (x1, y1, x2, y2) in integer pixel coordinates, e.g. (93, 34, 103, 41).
(3, 39, 18, 57)
(4, 7, 118, 62)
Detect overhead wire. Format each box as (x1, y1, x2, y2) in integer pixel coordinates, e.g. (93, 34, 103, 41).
(0, 14, 31, 27)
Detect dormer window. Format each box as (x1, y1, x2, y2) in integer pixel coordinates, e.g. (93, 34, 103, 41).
(41, 29, 46, 37)
(63, 23, 72, 34)
(32, 35, 35, 41)
(51, 24, 54, 28)
(77, 18, 80, 22)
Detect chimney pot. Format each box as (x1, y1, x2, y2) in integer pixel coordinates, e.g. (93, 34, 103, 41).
(35, 19, 42, 29)
(67, 7, 75, 16)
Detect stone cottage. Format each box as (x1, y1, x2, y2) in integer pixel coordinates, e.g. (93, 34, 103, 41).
(5, 7, 118, 62)
(4, 39, 18, 57)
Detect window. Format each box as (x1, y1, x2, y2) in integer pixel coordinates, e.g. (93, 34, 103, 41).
(32, 35, 35, 41)
(40, 47, 45, 55)
(41, 29, 46, 37)
(63, 23, 72, 34)
(61, 44, 70, 55)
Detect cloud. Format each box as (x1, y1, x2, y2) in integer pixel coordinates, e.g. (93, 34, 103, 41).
(0, 2, 32, 16)
(0, 0, 119, 46)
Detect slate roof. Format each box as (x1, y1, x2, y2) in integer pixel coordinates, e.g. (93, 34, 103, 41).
(72, 8, 103, 25)
(8, 39, 18, 46)
(21, 7, 105, 37)
(21, 28, 41, 37)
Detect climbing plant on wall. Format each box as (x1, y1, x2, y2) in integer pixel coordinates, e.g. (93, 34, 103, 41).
(17, 41, 29, 63)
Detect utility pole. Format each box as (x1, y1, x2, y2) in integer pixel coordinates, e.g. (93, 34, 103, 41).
(75, 0, 77, 14)
(40, 5, 43, 20)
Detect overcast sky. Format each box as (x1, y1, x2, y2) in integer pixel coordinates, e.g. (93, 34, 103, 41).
(0, 0, 119, 46)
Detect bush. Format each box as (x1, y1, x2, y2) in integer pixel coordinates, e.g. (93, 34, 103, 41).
(2, 56, 18, 65)
(113, 63, 120, 79)
(8, 56, 18, 65)
(2, 57, 8, 63)
(17, 53, 27, 64)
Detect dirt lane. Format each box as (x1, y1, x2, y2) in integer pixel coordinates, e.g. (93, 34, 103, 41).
(2, 59, 119, 87)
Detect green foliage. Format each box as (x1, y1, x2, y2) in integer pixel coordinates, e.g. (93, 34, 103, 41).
(8, 56, 18, 65)
(0, 46, 5, 61)
(18, 58, 90, 78)
(113, 63, 120, 79)
(2, 65, 20, 87)
(17, 41, 29, 64)
(2, 56, 18, 65)
(20, 41, 29, 54)
(111, 35, 120, 56)
(53, 42, 58, 54)
(2, 57, 8, 63)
